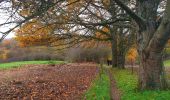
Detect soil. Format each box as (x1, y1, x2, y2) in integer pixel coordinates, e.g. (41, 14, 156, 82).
(0, 63, 98, 100)
(108, 69, 121, 100)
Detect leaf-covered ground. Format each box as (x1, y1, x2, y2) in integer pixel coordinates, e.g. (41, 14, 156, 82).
(0, 63, 98, 100)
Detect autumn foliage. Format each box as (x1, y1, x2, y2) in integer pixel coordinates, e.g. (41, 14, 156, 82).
(126, 48, 138, 63)
(15, 20, 57, 47)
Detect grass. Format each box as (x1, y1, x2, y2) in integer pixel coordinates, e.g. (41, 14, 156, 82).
(84, 70, 110, 100)
(112, 68, 170, 100)
(0, 60, 64, 69)
(164, 60, 170, 66)
(165, 48, 170, 55)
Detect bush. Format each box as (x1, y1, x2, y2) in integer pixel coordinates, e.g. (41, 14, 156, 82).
(65, 46, 111, 63)
(0, 46, 65, 63)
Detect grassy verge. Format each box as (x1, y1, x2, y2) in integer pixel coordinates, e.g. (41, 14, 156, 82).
(112, 68, 170, 100)
(84, 70, 110, 100)
(0, 60, 64, 69)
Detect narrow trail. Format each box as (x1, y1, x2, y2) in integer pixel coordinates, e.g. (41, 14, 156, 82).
(107, 69, 121, 100)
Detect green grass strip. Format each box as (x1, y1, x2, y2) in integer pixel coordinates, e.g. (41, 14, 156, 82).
(0, 60, 64, 69)
(112, 68, 170, 100)
(84, 70, 110, 100)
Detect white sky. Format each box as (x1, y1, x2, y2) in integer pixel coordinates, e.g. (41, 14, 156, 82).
(0, 1, 16, 39)
(0, 19, 15, 39)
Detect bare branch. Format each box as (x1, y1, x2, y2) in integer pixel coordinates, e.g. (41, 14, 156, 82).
(113, 0, 145, 28)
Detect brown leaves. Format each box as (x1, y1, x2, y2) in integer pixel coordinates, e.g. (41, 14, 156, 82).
(0, 63, 98, 100)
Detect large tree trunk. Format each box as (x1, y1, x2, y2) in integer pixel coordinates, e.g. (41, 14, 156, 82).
(137, 0, 170, 90)
(114, 0, 170, 90)
(138, 50, 168, 90)
(136, 20, 170, 89)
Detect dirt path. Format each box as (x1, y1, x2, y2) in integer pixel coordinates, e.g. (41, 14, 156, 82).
(108, 69, 121, 100)
(0, 63, 98, 100)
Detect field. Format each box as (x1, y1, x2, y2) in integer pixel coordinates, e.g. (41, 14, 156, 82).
(1, 60, 170, 99)
(0, 63, 98, 99)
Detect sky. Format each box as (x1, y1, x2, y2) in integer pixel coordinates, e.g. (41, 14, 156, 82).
(0, 15, 15, 39)
(6, 33, 15, 39)
(0, 1, 16, 39)
(0, 19, 15, 39)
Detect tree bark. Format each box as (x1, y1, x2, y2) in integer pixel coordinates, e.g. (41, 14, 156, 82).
(136, 20, 170, 90)
(117, 28, 127, 69)
(117, 42, 126, 69)
(138, 50, 168, 90)
(113, 0, 170, 90)
(117, 51, 125, 69)
(111, 37, 118, 68)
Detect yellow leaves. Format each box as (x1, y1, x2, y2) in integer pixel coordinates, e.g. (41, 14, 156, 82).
(126, 48, 137, 62)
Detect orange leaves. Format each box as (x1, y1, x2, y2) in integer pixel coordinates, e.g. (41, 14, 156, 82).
(126, 48, 137, 63)
(95, 27, 109, 39)
(15, 20, 55, 47)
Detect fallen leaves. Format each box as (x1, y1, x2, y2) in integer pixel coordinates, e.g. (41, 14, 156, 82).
(0, 63, 98, 100)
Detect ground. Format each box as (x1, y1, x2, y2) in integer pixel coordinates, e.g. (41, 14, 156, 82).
(108, 69, 121, 100)
(1, 61, 170, 100)
(0, 63, 98, 100)
(112, 65, 170, 100)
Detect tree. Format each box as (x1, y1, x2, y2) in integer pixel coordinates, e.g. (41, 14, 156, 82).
(3, 0, 135, 70)
(114, 0, 170, 90)
(68, 0, 134, 68)
(1, 0, 169, 90)
(15, 20, 57, 47)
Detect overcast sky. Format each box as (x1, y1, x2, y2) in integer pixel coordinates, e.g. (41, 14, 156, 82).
(0, 1, 16, 39)
(0, 18, 15, 39)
